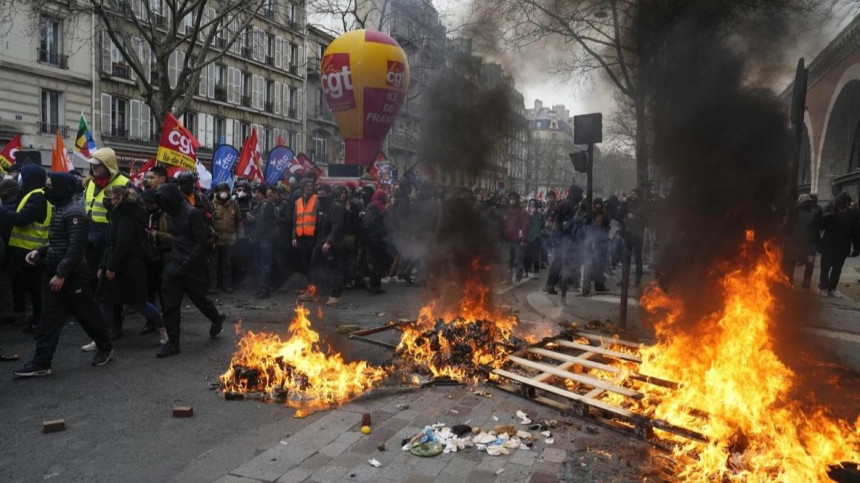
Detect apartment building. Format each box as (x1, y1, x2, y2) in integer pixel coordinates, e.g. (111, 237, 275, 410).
(304, 25, 343, 168)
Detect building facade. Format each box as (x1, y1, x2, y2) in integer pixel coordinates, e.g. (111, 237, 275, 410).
(304, 25, 343, 169)
(0, 0, 94, 168)
(525, 99, 584, 198)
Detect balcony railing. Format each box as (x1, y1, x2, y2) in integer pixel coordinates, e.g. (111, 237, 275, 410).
(264, 101, 274, 113)
(312, 108, 333, 122)
(152, 13, 165, 26)
(288, 108, 297, 119)
(306, 57, 320, 77)
(108, 126, 128, 138)
(214, 86, 227, 102)
(241, 46, 253, 59)
(37, 49, 69, 69)
(241, 95, 252, 107)
(287, 20, 301, 32)
(112, 62, 131, 79)
(289, 64, 299, 76)
(39, 122, 68, 136)
(214, 37, 226, 49)
(266, 55, 274, 66)
(263, 9, 275, 20)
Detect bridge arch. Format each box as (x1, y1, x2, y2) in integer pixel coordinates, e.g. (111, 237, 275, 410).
(816, 64, 860, 200)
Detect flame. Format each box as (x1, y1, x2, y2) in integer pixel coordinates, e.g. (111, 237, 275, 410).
(396, 258, 522, 381)
(219, 305, 386, 417)
(636, 234, 859, 481)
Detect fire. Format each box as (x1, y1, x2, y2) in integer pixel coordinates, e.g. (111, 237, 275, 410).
(396, 258, 523, 381)
(637, 234, 859, 480)
(220, 305, 386, 417)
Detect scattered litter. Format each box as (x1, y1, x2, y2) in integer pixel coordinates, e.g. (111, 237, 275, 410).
(545, 438, 555, 445)
(473, 432, 497, 444)
(516, 410, 532, 425)
(395, 403, 410, 410)
(496, 468, 506, 475)
(361, 413, 372, 426)
(173, 406, 193, 418)
(361, 426, 372, 435)
(368, 459, 382, 468)
(42, 419, 65, 434)
(450, 409, 459, 414)
(492, 416, 499, 422)
(540, 430, 552, 438)
(486, 445, 509, 456)
(207, 382, 220, 390)
(451, 425, 472, 437)
(472, 427, 481, 434)
(431, 422, 446, 429)
(473, 390, 493, 398)
(43, 472, 60, 480)
(494, 425, 516, 436)
(586, 426, 599, 434)
(337, 325, 361, 334)
(377, 443, 386, 451)
(376, 312, 385, 317)
(516, 430, 534, 440)
(279, 440, 288, 445)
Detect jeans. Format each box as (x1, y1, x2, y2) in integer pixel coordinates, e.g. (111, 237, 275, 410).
(34, 274, 111, 367)
(310, 244, 344, 297)
(211, 244, 234, 290)
(101, 302, 163, 329)
(508, 242, 524, 281)
(819, 250, 846, 291)
(366, 240, 387, 290)
(254, 241, 273, 290)
(626, 237, 644, 285)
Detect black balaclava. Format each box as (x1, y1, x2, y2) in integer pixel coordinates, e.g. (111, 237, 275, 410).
(46, 173, 78, 206)
(155, 183, 187, 215)
(20, 164, 47, 194)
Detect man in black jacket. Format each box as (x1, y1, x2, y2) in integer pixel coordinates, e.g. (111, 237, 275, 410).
(309, 184, 344, 306)
(154, 184, 225, 358)
(818, 192, 860, 296)
(13, 173, 113, 377)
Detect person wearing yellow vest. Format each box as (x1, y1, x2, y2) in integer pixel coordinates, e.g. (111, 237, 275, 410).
(0, 165, 50, 333)
(84, 148, 129, 338)
(293, 180, 318, 298)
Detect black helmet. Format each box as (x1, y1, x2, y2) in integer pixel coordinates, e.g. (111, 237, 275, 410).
(176, 171, 196, 186)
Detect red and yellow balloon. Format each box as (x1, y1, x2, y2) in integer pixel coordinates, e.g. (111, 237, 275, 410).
(321, 29, 410, 167)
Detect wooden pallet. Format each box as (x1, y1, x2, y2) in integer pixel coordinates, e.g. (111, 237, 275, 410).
(485, 330, 707, 444)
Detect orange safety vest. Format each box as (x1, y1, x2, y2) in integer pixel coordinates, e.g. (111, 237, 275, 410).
(295, 194, 318, 237)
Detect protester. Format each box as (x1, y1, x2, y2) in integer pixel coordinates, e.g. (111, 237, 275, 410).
(0, 178, 20, 325)
(503, 192, 529, 284)
(363, 190, 388, 294)
(247, 185, 276, 298)
(583, 197, 610, 294)
(210, 182, 241, 293)
(84, 186, 165, 349)
(293, 179, 318, 293)
(13, 173, 113, 377)
(232, 181, 254, 287)
(542, 190, 562, 294)
(524, 199, 545, 277)
(304, 184, 344, 306)
(0, 165, 49, 333)
(141, 188, 171, 334)
(154, 183, 225, 358)
(788, 194, 820, 290)
(618, 188, 648, 287)
(143, 165, 168, 190)
(817, 192, 860, 297)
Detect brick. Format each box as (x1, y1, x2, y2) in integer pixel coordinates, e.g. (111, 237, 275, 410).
(529, 471, 559, 483)
(172, 406, 193, 418)
(540, 448, 567, 463)
(319, 441, 350, 458)
(42, 419, 65, 433)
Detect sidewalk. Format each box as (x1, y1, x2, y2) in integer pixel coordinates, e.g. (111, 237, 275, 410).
(215, 384, 649, 483)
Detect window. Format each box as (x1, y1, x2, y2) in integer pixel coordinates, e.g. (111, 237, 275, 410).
(150, 0, 163, 16)
(289, 43, 298, 69)
(265, 126, 273, 151)
(241, 123, 250, 142)
(184, 112, 196, 138)
(214, 64, 226, 100)
(111, 97, 127, 136)
(242, 72, 252, 107)
(40, 89, 64, 134)
(214, 117, 226, 146)
(265, 80, 274, 112)
(39, 16, 64, 67)
(313, 136, 327, 162)
(289, 87, 297, 113)
(267, 34, 275, 64)
(318, 43, 325, 59)
(287, 3, 297, 22)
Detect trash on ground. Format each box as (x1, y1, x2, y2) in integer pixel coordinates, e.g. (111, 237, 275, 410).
(395, 403, 410, 410)
(516, 410, 532, 425)
(368, 458, 382, 467)
(540, 430, 552, 438)
(545, 438, 555, 445)
(337, 324, 362, 334)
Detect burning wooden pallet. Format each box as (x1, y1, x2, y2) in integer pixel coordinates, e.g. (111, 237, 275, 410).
(485, 330, 707, 446)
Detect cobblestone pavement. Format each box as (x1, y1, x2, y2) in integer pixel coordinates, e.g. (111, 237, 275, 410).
(217, 384, 654, 483)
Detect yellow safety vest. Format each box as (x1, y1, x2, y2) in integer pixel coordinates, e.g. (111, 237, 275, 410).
(85, 174, 129, 224)
(9, 188, 53, 249)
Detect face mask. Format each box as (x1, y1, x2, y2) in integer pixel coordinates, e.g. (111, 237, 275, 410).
(237, 191, 248, 199)
(219, 192, 229, 200)
(180, 184, 194, 195)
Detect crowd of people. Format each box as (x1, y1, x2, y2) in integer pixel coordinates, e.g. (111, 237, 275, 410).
(0, 144, 657, 377)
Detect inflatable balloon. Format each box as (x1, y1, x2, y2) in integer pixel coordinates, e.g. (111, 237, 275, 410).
(321, 29, 410, 167)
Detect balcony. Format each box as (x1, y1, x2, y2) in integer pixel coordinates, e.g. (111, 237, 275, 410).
(39, 122, 68, 136)
(266, 55, 274, 67)
(112, 62, 131, 79)
(152, 13, 165, 26)
(37, 49, 69, 69)
(241, 46, 253, 59)
(264, 101, 274, 113)
(289, 64, 299, 76)
(214, 37, 226, 49)
(287, 20, 301, 32)
(312, 107, 333, 122)
(107, 126, 128, 138)
(306, 57, 320, 77)
(214, 85, 227, 102)
(241, 95, 251, 108)
(288, 108, 297, 119)
(263, 9, 275, 20)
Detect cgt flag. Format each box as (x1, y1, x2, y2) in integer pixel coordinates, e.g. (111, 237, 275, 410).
(211, 144, 240, 189)
(156, 112, 198, 172)
(75, 112, 97, 159)
(0, 134, 22, 169)
(403, 160, 435, 187)
(236, 129, 264, 183)
(130, 158, 156, 188)
(265, 146, 295, 185)
(295, 153, 324, 178)
(51, 130, 73, 172)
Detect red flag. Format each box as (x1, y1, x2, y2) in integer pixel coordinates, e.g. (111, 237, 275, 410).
(51, 130, 73, 172)
(276, 134, 286, 147)
(156, 112, 197, 172)
(236, 129, 264, 183)
(0, 134, 22, 169)
(130, 158, 157, 188)
(296, 153, 324, 178)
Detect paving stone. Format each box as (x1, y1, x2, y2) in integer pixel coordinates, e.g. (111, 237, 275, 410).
(532, 460, 562, 475)
(214, 476, 262, 483)
(475, 455, 509, 474)
(308, 464, 350, 483)
(407, 456, 448, 476)
(465, 470, 502, 483)
(394, 409, 419, 420)
(275, 466, 313, 482)
(540, 447, 567, 463)
(299, 453, 334, 472)
(509, 449, 538, 467)
(342, 463, 381, 482)
(369, 410, 394, 426)
(319, 441, 351, 458)
(441, 457, 478, 475)
(401, 474, 434, 483)
(349, 428, 396, 454)
(378, 460, 412, 481)
(334, 431, 363, 446)
(529, 471, 560, 483)
(378, 417, 410, 432)
(496, 462, 533, 482)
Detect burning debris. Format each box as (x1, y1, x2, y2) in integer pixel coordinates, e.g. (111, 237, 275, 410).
(219, 305, 386, 417)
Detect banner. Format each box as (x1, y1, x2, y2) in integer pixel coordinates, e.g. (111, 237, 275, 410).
(129, 158, 156, 188)
(368, 151, 394, 192)
(155, 112, 198, 172)
(236, 129, 264, 183)
(75, 112, 97, 159)
(211, 144, 240, 189)
(403, 161, 435, 187)
(196, 161, 212, 190)
(276, 133, 286, 147)
(51, 130, 73, 172)
(265, 146, 295, 185)
(0, 134, 21, 169)
(296, 153, 325, 178)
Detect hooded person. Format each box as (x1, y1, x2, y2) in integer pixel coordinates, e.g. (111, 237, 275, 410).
(0, 164, 50, 332)
(13, 173, 114, 377)
(293, 179, 319, 293)
(140, 188, 172, 332)
(818, 191, 860, 296)
(305, 183, 345, 306)
(543, 184, 582, 296)
(154, 183, 226, 357)
(210, 182, 241, 293)
(363, 190, 388, 294)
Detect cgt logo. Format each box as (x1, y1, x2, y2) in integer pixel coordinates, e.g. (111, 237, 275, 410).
(386, 61, 405, 88)
(321, 53, 354, 100)
(168, 128, 195, 156)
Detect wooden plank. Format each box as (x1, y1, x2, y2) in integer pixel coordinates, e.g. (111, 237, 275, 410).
(533, 351, 595, 383)
(575, 331, 642, 349)
(555, 340, 643, 363)
(527, 347, 622, 375)
(508, 356, 643, 399)
(492, 368, 636, 418)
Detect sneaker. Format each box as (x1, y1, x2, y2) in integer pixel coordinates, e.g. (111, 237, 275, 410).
(325, 297, 341, 307)
(139, 324, 156, 335)
(91, 349, 113, 366)
(155, 344, 180, 358)
(297, 292, 315, 302)
(819, 289, 828, 296)
(81, 341, 97, 352)
(210, 314, 226, 337)
(158, 328, 169, 345)
(827, 290, 836, 297)
(13, 361, 52, 378)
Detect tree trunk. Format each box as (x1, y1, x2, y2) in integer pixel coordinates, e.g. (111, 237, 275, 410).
(634, 91, 649, 190)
